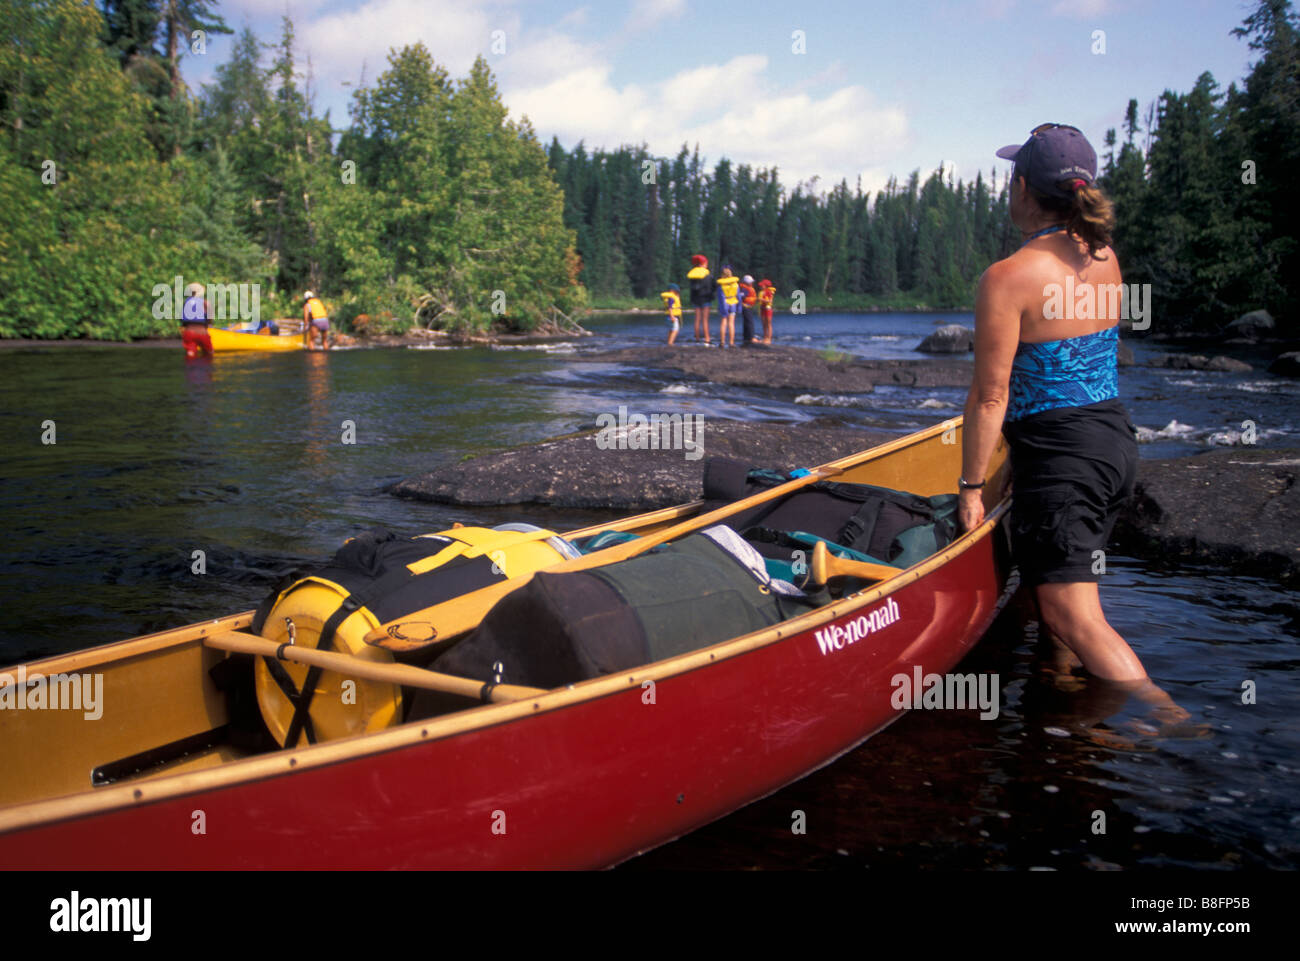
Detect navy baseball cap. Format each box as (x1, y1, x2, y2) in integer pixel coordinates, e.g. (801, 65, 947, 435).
(997, 123, 1098, 200)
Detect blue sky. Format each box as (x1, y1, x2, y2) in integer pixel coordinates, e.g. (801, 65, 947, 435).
(187, 0, 1260, 195)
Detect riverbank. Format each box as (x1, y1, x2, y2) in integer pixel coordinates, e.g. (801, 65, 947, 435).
(0, 326, 590, 351)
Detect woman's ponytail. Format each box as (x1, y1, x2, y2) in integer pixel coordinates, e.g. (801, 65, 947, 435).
(1029, 179, 1117, 260)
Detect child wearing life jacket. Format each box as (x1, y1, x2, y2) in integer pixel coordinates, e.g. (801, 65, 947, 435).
(686, 254, 713, 344)
(660, 283, 682, 345)
(180, 282, 213, 359)
(714, 266, 740, 347)
(303, 291, 331, 350)
(758, 279, 776, 344)
(738, 274, 758, 344)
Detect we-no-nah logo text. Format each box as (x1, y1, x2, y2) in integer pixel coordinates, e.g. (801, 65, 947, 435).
(813, 598, 900, 655)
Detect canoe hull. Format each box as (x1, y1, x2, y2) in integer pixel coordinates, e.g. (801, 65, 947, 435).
(0, 506, 1011, 869)
(208, 327, 303, 352)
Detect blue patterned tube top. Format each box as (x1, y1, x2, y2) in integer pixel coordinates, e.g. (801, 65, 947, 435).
(1006, 325, 1120, 422)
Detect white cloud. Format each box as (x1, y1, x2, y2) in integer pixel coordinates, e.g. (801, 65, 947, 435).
(283, 1, 909, 194)
(297, 0, 511, 97)
(628, 0, 687, 28)
(505, 53, 909, 194)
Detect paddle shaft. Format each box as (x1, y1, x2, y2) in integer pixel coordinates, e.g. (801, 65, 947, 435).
(204, 631, 545, 702)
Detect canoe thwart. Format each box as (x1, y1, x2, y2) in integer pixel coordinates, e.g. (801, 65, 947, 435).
(203, 631, 546, 704)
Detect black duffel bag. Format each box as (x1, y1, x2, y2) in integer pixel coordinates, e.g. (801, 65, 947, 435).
(430, 531, 814, 691)
(701, 456, 959, 569)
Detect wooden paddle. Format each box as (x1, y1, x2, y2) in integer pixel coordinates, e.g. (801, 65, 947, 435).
(807, 540, 899, 589)
(365, 463, 851, 653)
(204, 630, 545, 702)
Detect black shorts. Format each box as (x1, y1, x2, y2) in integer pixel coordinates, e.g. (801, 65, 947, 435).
(1002, 399, 1138, 586)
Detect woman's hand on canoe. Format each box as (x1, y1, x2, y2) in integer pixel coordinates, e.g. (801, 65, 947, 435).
(958, 488, 985, 532)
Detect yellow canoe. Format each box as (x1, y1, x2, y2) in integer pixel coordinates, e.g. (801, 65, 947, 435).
(209, 327, 303, 352)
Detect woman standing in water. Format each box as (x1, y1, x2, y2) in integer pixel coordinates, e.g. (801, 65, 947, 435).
(958, 123, 1187, 721)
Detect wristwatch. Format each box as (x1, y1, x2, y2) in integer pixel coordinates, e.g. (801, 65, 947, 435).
(958, 476, 985, 491)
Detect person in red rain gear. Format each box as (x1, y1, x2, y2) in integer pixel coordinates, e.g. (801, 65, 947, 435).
(180, 282, 214, 359)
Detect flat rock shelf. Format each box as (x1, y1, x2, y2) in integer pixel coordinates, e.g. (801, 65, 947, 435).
(578, 344, 975, 391)
(393, 423, 1300, 585)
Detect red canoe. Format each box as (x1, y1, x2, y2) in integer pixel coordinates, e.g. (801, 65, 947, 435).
(0, 418, 1012, 868)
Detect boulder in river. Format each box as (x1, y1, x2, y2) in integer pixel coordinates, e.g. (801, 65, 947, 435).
(1268, 352, 1300, 378)
(1114, 446, 1300, 585)
(917, 324, 974, 354)
(1145, 352, 1251, 372)
(1227, 309, 1275, 337)
(1205, 355, 1253, 373)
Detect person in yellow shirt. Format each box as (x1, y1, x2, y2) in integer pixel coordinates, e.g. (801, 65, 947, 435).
(714, 265, 740, 348)
(660, 283, 682, 345)
(302, 291, 331, 350)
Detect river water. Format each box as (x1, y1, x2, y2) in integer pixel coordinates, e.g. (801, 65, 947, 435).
(1, 311, 1296, 869)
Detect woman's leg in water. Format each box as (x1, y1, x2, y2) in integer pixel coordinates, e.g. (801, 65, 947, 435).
(1036, 581, 1189, 721)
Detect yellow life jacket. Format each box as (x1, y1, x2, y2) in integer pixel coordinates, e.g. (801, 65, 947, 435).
(660, 290, 682, 316)
(686, 265, 710, 280)
(305, 297, 327, 320)
(716, 275, 740, 305)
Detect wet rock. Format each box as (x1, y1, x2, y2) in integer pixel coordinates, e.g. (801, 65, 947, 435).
(582, 344, 974, 391)
(390, 421, 897, 511)
(1114, 447, 1300, 585)
(1268, 352, 1300, 378)
(917, 324, 974, 354)
(393, 418, 1300, 585)
(1145, 353, 1251, 372)
(1205, 356, 1253, 373)
(1227, 309, 1275, 338)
